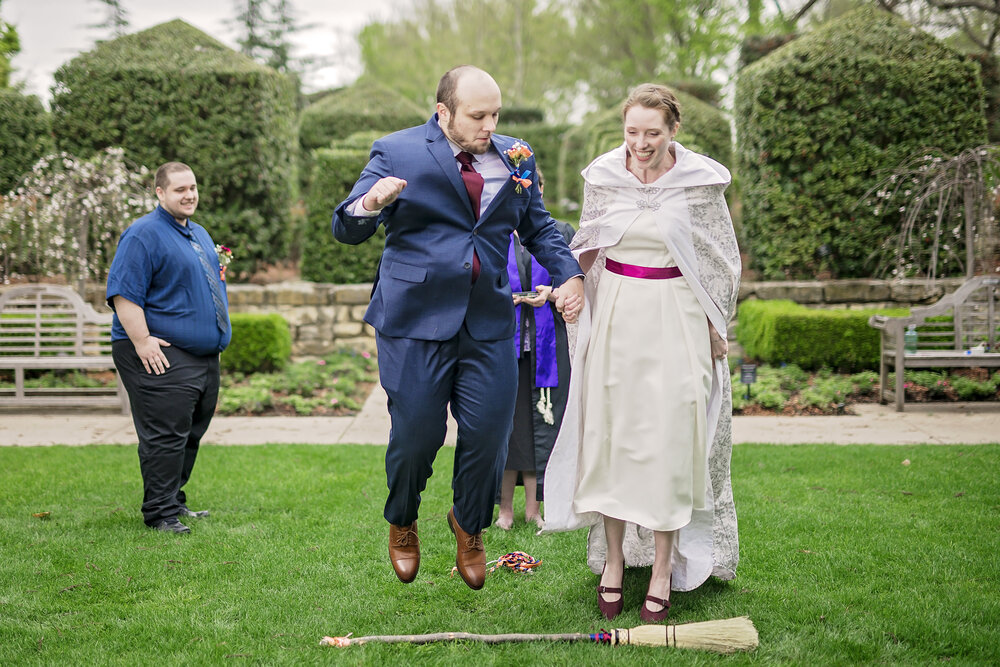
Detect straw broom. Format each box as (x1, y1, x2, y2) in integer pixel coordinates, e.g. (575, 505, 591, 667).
(321, 615, 758, 654)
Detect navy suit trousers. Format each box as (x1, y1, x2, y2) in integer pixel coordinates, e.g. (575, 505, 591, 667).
(377, 324, 517, 534)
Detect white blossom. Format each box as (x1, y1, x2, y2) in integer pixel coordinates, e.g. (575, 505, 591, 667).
(0, 148, 156, 284)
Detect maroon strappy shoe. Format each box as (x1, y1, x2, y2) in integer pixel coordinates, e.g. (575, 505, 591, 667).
(597, 565, 624, 620)
(639, 594, 671, 622)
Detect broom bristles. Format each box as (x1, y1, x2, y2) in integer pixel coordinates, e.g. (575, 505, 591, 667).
(623, 616, 759, 653)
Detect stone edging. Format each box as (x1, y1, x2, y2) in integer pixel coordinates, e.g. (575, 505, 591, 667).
(6, 277, 971, 356)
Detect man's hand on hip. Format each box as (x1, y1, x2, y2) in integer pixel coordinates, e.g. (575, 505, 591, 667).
(362, 177, 408, 212)
(134, 336, 172, 375)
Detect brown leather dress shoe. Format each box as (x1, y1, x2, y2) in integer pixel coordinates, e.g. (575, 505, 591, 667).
(446, 508, 485, 590)
(388, 522, 420, 583)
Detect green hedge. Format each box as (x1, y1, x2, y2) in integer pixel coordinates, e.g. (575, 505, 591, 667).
(738, 33, 797, 69)
(737, 299, 909, 372)
(555, 89, 731, 211)
(734, 7, 987, 279)
(298, 81, 427, 151)
(50, 20, 298, 277)
(501, 121, 571, 215)
(221, 313, 292, 374)
(0, 89, 51, 194)
(969, 53, 1000, 142)
(501, 107, 545, 125)
(300, 147, 384, 284)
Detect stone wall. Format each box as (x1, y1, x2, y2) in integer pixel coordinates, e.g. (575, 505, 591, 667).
(738, 278, 967, 309)
(54, 277, 972, 356)
(226, 282, 376, 356)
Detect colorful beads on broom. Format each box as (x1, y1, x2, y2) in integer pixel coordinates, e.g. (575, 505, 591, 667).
(590, 630, 614, 644)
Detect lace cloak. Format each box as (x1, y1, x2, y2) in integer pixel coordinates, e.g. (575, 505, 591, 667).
(541, 142, 741, 591)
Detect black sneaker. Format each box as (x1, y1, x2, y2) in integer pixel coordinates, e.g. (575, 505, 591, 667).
(179, 508, 210, 518)
(153, 518, 191, 534)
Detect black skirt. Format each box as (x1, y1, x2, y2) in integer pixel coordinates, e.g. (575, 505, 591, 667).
(505, 353, 536, 471)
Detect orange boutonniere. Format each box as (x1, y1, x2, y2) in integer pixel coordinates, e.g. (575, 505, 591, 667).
(504, 141, 533, 193)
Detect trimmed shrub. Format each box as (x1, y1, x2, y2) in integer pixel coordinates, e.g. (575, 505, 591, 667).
(0, 89, 51, 194)
(501, 107, 545, 125)
(221, 313, 292, 374)
(300, 147, 383, 284)
(668, 79, 723, 106)
(738, 33, 797, 69)
(969, 53, 1000, 142)
(333, 130, 393, 152)
(555, 89, 731, 211)
(734, 7, 988, 279)
(502, 121, 571, 217)
(50, 20, 298, 277)
(737, 299, 909, 372)
(298, 81, 427, 150)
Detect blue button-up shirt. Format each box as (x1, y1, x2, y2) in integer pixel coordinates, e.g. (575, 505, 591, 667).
(106, 205, 231, 356)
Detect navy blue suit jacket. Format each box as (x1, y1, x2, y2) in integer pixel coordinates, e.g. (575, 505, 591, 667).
(333, 114, 581, 342)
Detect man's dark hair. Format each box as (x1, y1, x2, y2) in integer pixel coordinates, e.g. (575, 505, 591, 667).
(154, 162, 194, 191)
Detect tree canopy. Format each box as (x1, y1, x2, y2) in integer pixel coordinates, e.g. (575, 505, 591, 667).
(356, 0, 748, 119)
(231, 0, 309, 74)
(0, 0, 20, 88)
(90, 0, 130, 40)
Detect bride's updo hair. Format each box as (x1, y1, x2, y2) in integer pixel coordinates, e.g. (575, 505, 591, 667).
(622, 84, 681, 132)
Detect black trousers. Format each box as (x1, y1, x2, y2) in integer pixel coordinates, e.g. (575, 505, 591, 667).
(112, 340, 220, 526)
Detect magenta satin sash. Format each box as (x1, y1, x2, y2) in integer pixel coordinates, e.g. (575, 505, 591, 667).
(605, 258, 682, 279)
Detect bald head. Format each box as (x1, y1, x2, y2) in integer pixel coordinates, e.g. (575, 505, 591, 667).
(436, 66, 500, 116)
(436, 66, 502, 155)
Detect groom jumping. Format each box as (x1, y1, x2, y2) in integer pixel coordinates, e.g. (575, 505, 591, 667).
(332, 66, 583, 589)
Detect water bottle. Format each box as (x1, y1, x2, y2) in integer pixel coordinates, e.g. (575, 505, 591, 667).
(904, 324, 918, 354)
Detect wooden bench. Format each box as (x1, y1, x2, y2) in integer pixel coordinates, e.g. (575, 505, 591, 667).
(0, 284, 130, 414)
(869, 275, 1000, 411)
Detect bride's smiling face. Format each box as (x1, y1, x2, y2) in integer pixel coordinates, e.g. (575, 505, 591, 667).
(624, 105, 676, 173)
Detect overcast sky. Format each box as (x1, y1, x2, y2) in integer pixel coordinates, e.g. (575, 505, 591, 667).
(2, 0, 402, 104)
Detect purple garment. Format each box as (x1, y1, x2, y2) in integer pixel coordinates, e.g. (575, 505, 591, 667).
(507, 234, 558, 387)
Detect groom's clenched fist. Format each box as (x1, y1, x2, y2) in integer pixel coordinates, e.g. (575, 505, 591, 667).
(362, 177, 408, 212)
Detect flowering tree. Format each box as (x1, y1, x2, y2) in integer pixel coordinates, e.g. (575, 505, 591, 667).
(864, 145, 1000, 280)
(0, 147, 155, 293)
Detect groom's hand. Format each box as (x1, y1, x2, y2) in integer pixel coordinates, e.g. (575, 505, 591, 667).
(362, 177, 407, 212)
(555, 276, 584, 324)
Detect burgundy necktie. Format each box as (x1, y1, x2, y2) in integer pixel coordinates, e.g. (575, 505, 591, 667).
(456, 151, 483, 283)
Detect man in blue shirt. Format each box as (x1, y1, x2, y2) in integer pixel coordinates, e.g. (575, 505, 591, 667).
(107, 162, 231, 534)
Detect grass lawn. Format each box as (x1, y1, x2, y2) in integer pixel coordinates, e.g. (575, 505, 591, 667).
(1, 443, 998, 665)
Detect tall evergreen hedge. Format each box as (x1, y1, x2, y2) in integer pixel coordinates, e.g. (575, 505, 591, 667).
(501, 121, 571, 215)
(49, 20, 297, 276)
(734, 7, 987, 279)
(554, 89, 731, 212)
(0, 89, 51, 194)
(300, 121, 573, 283)
(298, 81, 427, 151)
(301, 147, 382, 284)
